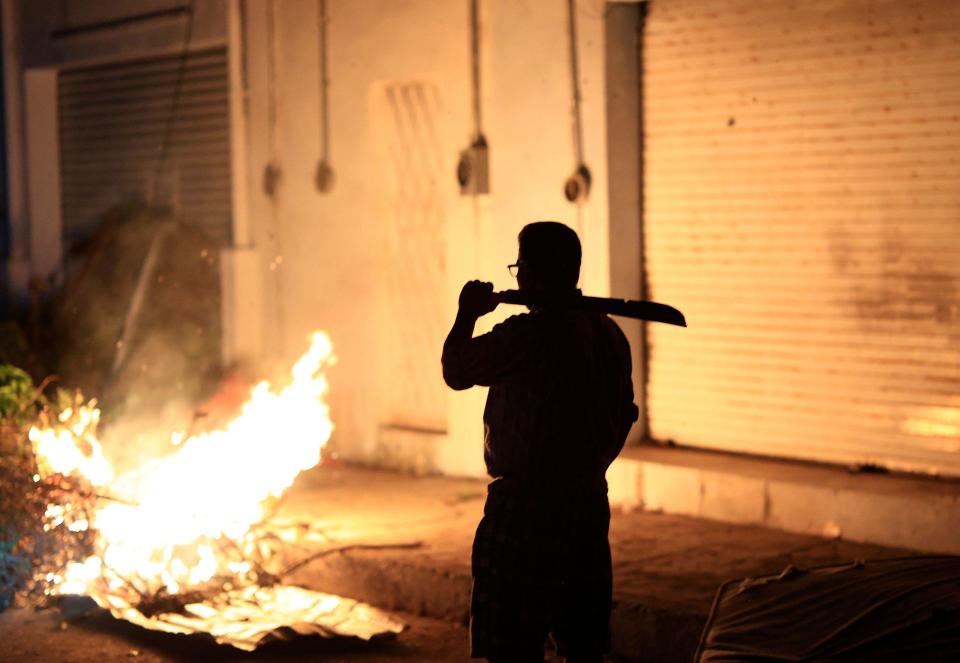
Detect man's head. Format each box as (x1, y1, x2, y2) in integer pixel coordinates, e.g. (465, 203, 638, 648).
(515, 221, 581, 293)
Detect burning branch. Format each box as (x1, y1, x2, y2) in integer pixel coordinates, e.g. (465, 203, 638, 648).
(0, 367, 103, 608)
(1, 337, 414, 650)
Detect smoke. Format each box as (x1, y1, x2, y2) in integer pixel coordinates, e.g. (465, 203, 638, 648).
(51, 206, 223, 476)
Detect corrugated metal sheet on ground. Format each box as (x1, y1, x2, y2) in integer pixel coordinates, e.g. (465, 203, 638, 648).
(59, 48, 232, 246)
(86, 583, 405, 651)
(643, 0, 960, 475)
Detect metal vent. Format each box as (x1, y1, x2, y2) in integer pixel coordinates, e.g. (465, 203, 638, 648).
(373, 81, 448, 432)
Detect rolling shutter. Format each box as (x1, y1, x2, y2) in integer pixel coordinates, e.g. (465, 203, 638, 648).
(643, 0, 960, 475)
(59, 47, 231, 245)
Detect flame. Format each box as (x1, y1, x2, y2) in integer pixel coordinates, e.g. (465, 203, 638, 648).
(30, 332, 335, 598)
(29, 405, 113, 486)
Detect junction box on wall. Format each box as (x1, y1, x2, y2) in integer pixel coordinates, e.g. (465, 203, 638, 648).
(457, 134, 489, 195)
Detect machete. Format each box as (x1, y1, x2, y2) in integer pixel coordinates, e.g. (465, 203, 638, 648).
(494, 290, 686, 327)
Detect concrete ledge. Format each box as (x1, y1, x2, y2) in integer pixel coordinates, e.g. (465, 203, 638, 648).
(607, 446, 960, 554)
(287, 552, 472, 625)
(375, 425, 448, 476)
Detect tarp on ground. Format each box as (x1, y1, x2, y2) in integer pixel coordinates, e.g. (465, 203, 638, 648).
(696, 556, 960, 662)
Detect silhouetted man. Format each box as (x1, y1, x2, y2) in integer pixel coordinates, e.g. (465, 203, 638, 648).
(442, 221, 638, 663)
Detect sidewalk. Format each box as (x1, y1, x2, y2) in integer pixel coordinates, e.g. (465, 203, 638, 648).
(274, 465, 916, 663)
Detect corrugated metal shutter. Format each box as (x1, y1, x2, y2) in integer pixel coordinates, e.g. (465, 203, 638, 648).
(59, 47, 231, 245)
(643, 0, 960, 475)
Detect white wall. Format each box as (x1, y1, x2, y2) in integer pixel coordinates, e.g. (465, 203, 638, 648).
(239, 0, 621, 476)
(4, 0, 632, 477)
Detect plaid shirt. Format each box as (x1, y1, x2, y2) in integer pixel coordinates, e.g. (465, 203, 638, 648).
(442, 308, 637, 490)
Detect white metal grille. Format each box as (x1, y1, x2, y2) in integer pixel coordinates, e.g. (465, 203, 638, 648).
(643, 0, 960, 475)
(373, 82, 448, 431)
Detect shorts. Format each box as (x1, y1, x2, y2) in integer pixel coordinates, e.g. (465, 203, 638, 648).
(470, 480, 612, 660)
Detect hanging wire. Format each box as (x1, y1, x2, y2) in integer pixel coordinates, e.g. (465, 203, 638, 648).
(265, 0, 285, 354)
(238, 0, 249, 97)
(567, 0, 584, 166)
(470, 0, 483, 138)
(262, 0, 283, 196)
(266, 0, 277, 158)
(317, 0, 330, 162)
(154, 0, 196, 206)
(314, 0, 334, 191)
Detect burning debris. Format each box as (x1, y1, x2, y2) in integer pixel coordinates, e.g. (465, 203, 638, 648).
(96, 584, 405, 651)
(1, 334, 405, 649)
(1, 382, 101, 608)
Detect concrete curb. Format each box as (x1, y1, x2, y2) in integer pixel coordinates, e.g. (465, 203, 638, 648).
(287, 552, 473, 625)
(607, 447, 960, 554)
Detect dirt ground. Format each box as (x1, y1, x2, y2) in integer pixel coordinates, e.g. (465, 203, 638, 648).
(0, 599, 473, 663)
(0, 598, 602, 663)
(0, 465, 914, 663)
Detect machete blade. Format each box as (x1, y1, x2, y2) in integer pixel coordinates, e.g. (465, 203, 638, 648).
(495, 290, 686, 327)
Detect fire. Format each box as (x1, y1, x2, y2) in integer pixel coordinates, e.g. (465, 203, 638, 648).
(29, 332, 335, 599)
(28, 403, 112, 487)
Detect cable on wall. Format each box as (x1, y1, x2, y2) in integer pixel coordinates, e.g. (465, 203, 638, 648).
(263, 0, 281, 197)
(238, 0, 249, 97)
(51, 5, 192, 39)
(314, 0, 334, 192)
(263, 0, 286, 356)
(154, 0, 195, 210)
(564, 0, 591, 204)
(469, 0, 483, 139)
(456, 0, 489, 195)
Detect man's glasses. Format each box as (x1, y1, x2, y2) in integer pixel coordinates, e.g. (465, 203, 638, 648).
(507, 262, 524, 278)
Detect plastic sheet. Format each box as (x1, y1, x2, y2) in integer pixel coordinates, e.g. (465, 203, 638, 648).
(696, 556, 960, 661)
